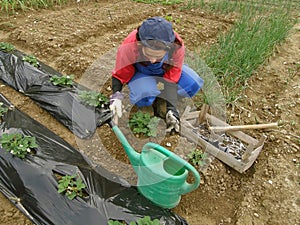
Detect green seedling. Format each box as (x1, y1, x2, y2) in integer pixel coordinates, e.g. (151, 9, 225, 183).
(187, 148, 208, 167)
(108, 216, 162, 225)
(165, 15, 173, 21)
(0, 102, 8, 117)
(174, 18, 181, 24)
(22, 55, 40, 67)
(50, 74, 75, 87)
(78, 90, 109, 108)
(0, 133, 38, 159)
(129, 111, 160, 137)
(0, 42, 15, 52)
(57, 174, 86, 200)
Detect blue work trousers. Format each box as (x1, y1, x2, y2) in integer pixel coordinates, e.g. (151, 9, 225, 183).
(128, 63, 204, 107)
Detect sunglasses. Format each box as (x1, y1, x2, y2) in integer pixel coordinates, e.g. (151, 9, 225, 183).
(141, 39, 171, 51)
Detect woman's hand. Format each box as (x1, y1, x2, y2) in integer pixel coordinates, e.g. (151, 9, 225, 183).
(109, 91, 124, 125)
(166, 109, 180, 133)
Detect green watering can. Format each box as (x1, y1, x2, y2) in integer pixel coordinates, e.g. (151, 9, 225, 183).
(110, 122, 201, 209)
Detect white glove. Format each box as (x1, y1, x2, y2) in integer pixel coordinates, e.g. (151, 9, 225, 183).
(166, 110, 180, 133)
(109, 91, 124, 124)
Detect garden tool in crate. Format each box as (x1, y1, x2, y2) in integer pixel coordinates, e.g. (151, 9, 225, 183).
(108, 120, 201, 209)
(181, 104, 278, 173)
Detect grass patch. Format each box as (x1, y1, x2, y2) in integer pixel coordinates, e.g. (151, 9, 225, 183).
(186, 0, 299, 13)
(202, 11, 296, 103)
(0, 0, 69, 14)
(187, 0, 298, 104)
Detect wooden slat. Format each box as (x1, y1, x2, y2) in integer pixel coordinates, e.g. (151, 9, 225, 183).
(198, 104, 210, 124)
(180, 107, 266, 173)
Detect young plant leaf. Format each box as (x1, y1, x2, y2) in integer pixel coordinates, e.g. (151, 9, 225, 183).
(129, 111, 160, 137)
(0, 133, 38, 159)
(0, 102, 8, 118)
(22, 55, 40, 67)
(78, 90, 109, 108)
(50, 75, 75, 87)
(57, 174, 86, 200)
(0, 42, 15, 52)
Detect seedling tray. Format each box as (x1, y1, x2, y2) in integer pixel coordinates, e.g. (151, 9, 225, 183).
(181, 105, 266, 173)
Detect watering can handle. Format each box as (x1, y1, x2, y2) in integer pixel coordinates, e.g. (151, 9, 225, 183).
(143, 142, 201, 195)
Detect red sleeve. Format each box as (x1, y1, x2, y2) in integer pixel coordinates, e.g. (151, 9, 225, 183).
(163, 32, 185, 83)
(112, 30, 139, 83)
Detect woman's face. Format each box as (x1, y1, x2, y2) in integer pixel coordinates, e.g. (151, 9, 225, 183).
(142, 46, 167, 64)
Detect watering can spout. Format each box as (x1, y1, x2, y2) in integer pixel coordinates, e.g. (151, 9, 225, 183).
(111, 124, 140, 167)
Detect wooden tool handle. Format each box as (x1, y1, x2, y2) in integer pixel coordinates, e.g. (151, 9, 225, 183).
(209, 122, 278, 132)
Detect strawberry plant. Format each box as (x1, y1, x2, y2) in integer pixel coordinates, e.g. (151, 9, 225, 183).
(57, 174, 86, 200)
(50, 74, 75, 87)
(133, 216, 162, 225)
(129, 111, 160, 137)
(0, 102, 8, 118)
(22, 55, 40, 67)
(108, 216, 162, 225)
(78, 90, 109, 108)
(0, 42, 15, 52)
(0, 133, 38, 159)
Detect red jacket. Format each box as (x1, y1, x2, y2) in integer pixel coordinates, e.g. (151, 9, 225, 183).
(112, 29, 185, 84)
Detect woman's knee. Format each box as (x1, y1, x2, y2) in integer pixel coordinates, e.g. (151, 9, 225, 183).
(128, 73, 160, 105)
(177, 65, 204, 97)
(134, 96, 157, 107)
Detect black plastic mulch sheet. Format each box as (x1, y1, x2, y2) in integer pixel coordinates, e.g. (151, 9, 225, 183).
(0, 94, 187, 225)
(0, 49, 112, 139)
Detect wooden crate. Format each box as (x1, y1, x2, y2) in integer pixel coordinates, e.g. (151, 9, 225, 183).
(180, 105, 266, 173)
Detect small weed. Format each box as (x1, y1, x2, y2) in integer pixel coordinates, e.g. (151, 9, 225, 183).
(187, 148, 207, 167)
(129, 111, 160, 137)
(0, 42, 15, 52)
(165, 15, 173, 21)
(57, 174, 86, 200)
(175, 18, 181, 24)
(0, 133, 38, 159)
(78, 90, 109, 108)
(22, 55, 40, 67)
(164, 15, 180, 24)
(0, 102, 8, 117)
(50, 74, 75, 87)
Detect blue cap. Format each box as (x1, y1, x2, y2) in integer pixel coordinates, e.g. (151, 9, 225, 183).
(139, 17, 175, 49)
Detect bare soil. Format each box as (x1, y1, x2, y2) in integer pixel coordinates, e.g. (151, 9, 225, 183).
(0, 1, 299, 225)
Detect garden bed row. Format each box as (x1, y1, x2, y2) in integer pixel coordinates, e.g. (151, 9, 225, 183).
(0, 44, 188, 224)
(0, 44, 111, 138)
